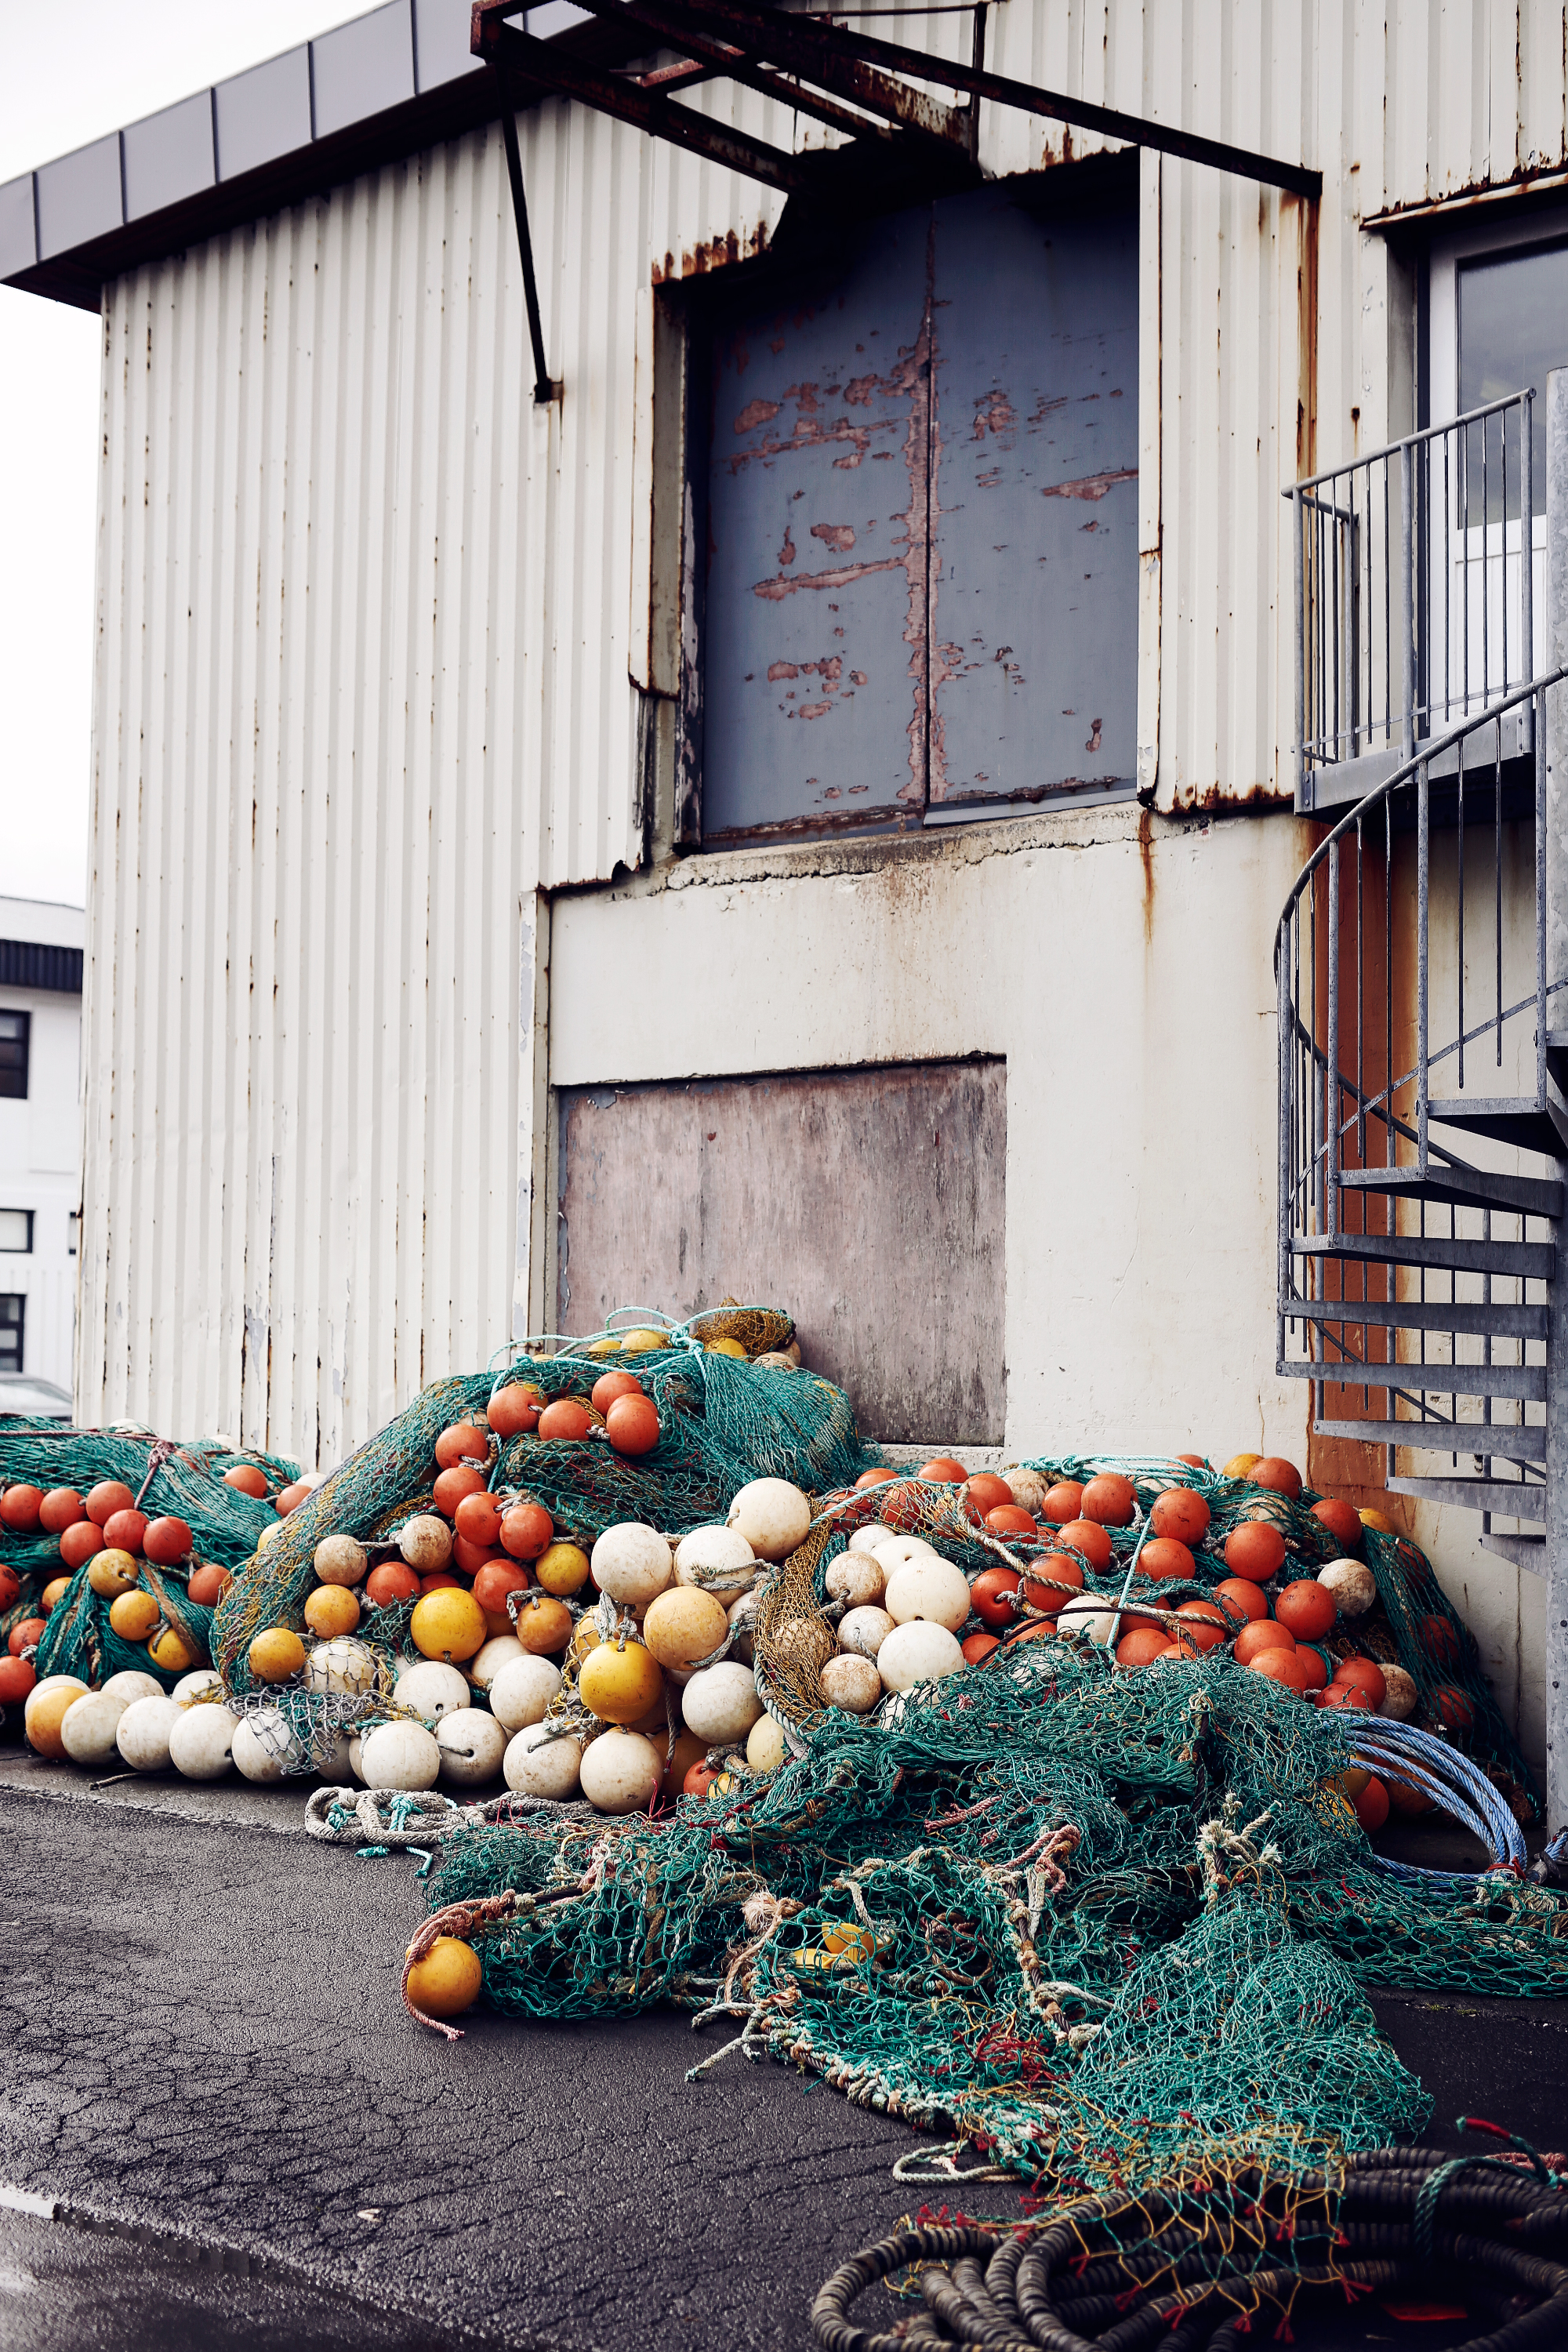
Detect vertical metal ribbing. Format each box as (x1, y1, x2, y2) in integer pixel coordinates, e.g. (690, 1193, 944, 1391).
(1496, 725, 1504, 1070)
(1457, 729, 1467, 1092)
(1384, 459, 1393, 747)
(1356, 818, 1365, 1160)
(1544, 371, 1568, 1835)
(1537, 688, 1548, 1112)
(1385, 795, 1394, 1171)
(1350, 498, 1362, 756)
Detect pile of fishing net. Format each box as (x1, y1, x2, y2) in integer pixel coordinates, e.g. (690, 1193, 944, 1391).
(0, 1420, 296, 1692)
(421, 1639, 1566, 2200)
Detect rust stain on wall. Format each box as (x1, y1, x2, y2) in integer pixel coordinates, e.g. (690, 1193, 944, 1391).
(1039, 467, 1138, 502)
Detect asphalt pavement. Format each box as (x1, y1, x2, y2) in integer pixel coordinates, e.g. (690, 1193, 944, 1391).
(1, 1747, 1565, 2352)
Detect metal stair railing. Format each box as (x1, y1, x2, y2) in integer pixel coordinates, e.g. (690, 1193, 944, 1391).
(1275, 669, 1567, 1531)
(1289, 388, 1541, 814)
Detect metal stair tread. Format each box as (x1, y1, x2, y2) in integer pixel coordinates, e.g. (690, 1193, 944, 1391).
(1428, 1096, 1568, 1157)
(1278, 1356, 1547, 1401)
(1385, 1474, 1547, 1519)
(1479, 1530, 1545, 1575)
(1337, 1163, 1563, 1217)
(1311, 1417, 1546, 1462)
(1288, 1294, 1547, 1338)
(1292, 1232, 1554, 1279)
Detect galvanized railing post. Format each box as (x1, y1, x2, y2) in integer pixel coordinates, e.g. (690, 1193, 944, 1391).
(1416, 756, 1429, 1174)
(1293, 485, 1307, 808)
(1327, 837, 1341, 1232)
(1400, 439, 1416, 757)
(1544, 368, 1568, 1831)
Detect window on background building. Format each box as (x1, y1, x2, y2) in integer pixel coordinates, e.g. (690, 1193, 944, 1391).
(1457, 238, 1568, 520)
(0, 1296, 22, 1374)
(67, 1212, 78, 1255)
(693, 174, 1138, 845)
(0, 1210, 33, 1253)
(0, 1011, 28, 1099)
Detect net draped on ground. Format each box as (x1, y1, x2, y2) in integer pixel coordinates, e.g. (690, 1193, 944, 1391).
(5, 1318, 1566, 2199)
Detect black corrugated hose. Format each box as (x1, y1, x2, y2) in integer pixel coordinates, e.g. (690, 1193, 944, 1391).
(811, 2133, 1568, 2352)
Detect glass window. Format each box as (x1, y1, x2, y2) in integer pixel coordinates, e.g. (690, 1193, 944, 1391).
(67, 1211, 79, 1256)
(0, 1210, 33, 1253)
(0, 1295, 21, 1374)
(0, 1010, 28, 1100)
(1457, 241, 1568, 517)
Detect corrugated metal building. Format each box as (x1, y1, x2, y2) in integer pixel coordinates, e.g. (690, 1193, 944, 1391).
(5, 0, 1566, 1767)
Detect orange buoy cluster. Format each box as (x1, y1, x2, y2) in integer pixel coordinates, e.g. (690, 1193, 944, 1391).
(0, 1477, 209, 1700)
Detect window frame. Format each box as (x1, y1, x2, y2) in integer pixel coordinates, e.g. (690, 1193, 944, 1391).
(0, 1008, 30, 1101)
(0, 1293, 23, 1374)
(0, 1210, 34, 1254)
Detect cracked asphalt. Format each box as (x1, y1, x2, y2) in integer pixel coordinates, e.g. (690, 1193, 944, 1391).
(1, 1748, 1565, 2352)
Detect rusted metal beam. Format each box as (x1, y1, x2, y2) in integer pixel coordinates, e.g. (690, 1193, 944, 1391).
(478, 16, 814, 192)
(573, 0, 904, 149)
(490, 57, 559, 403)
(645, 0, 1321, 198)
(625, 0, 967, 147)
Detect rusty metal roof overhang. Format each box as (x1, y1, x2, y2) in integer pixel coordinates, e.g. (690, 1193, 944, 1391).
(473, 0, 1322, 203)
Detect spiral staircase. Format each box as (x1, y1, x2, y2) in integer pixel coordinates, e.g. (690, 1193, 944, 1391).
(1277, 374, 1568, 1829)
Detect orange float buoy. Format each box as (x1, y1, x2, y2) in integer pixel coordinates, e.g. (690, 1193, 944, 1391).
(1055, 1519, 1113, 1573)
(500, 1502, 554, 1561)
(1234, 1619, 1294, 1665)
(1332, 1656, 1388, 1708)
(1038, 1482, 1084, 1526)
(961, 1632, 1000, 1664)
(85, 1480, 136, 1526)
(187, 1561, 233, 1607)
(590, 1370, 643, 1416)
(58, 1519, 103, 1571)
(1137, 1536, 1195, 1585)
(920, 1457, 967, 1483)
(1213, 1576, 1269, 1626)
(365, 1560, 420, 1607)
(1021, 1555, 1085, 1614)
(1274, 1579, 1337, 1642)
(1080, 1473, 1135, 1526)
(1247, 1646, 1308, 1693)
(969, 1566, 1022, 1628)
(1174, 1601, 1228, 1653)
(606, 1394, 661, 1456)
(0, 1484, 43, 1532)
(1149, 1488, 1210, 1547)
(143, 1515, 193, 1565)
(1223, 1521, 1287, 1584)
(1352, 1776, 1390, 1831)
(1318, 1682, 1373, 1714)
(488, 1382, 543, 1439)
(1115, 1627, 1171, 1668)
(963, 1473, 1014, 1518)
(1309, 1497, 1362, 1550)
(537, 1398, 595, 1444)
(433, 1464, 487, 1517)
(223, 1465, 269, 1499)
(984, 1504, 1037, 1538)
(1247, 1457, 1301, 1500)
(38, 1487, 85, 1534)
(435, 1421, 489, 1471)
(453, 1490, 505, 1548)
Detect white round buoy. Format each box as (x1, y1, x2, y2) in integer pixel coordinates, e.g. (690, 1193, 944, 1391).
(873, 1534, 940, 1569)
(60, 1690, 129, 1766)
(470, 1635, 524, 1691)
(303, 1636, 379, 1696)
(821, 1653, 881, 1713)
(100, 1669, 165, 1708)
(399, 1513, 452, 1572)
(1378, 1664, 1419, 1720)
(579, 1728, 661, 1814)
(673, 1525, 757, 1605)
(590, 1523, 674, 1609)
(348, 1735, 365, 1784)
(233, 1708, 303, 1782)
(172, 1669, 225, 1707)
(847, 1524, 891, 1558)
(681, 1661, 764, 1744)
(360, 1719, 441, 1791)
(169, 1703, 238, 1780)
(436, 1708, 506, 1787)
(746, 1711, 786, 1773)
(838, 1605, 895, 1663)
(877, 1620, 965, 1693)
(883, 1556, 971, 1633)
(1056, 1602, 1118, 1647)
(115, 1694, 183, 1773)
(488, 1654, 562, 1735)
(1318, 1558, 1377, 1617)
(503, 1722, 583, 1799)
(726, 1478, 811, 1563)
(826, 1554, 885, 1610)
(313, 1533, 368, 1588)
(393, 1660, 470, 1722)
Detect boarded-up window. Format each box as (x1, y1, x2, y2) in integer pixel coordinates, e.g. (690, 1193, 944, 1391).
(694, 176, 1138, 844)
(556, 1060, 1005, 1442)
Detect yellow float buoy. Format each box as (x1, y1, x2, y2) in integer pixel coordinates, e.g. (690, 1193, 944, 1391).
(579, 1639, 665, 1726)
(409, 1587, 488, 1664)
(405, 1936, 483, 2019)
(109, 1589, 160, 1642)
(249, 1625, 307, 1684)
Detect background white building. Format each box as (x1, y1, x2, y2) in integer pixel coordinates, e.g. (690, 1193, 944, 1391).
(2, 0, 1566, 1777)
(0, 895, 82, 1403)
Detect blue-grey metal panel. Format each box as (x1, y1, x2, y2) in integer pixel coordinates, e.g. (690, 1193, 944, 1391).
(414, 0, 485, 89)
(702, 210, 936, 840)
(313, 2, 416, 140)
(35, 136, 122, 262)
(927, 187, 1138, 808)
(123, 91, 216, 223)
(214, 48, 313, 182)
(0, 175, 37, 280)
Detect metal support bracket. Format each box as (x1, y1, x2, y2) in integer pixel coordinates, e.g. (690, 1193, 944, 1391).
(490, 56, 561, 405)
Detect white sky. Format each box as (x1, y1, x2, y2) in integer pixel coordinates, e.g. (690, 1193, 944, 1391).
(0, 0, 368, 908)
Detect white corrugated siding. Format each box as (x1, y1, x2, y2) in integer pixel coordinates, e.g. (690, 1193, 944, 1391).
(79, 1, 1568, 1457)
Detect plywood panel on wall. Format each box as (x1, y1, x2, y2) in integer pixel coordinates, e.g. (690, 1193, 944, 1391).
(556, 1059, 1006, 1442)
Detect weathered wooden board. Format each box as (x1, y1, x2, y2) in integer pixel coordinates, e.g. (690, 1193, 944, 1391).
(556, 1058, 1006, 1441)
